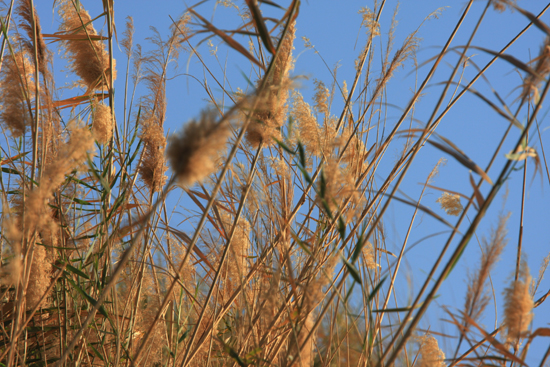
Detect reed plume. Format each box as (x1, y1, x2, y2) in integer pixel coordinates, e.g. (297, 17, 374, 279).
(58, 0, 115, 91)
(0, 50, 35, 137)
(246, 23, 295, 147)
(291, 90, 322, 157)
(92, 102, 113, 144)
(363, 241, 380, 270)
(417, 334, 446, 367)
(16, 0, 48, 75)
(137, 15, 190, 192)
(522, 37, 550, 102)
(0, 2, 547, 366)
(436, 192, 463, 216)
(167, 109, 231, 188)
(464, 213, 509, 324)
(503, 261, 534, 345)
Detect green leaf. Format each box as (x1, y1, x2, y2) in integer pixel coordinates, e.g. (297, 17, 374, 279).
(337, 217, 346, 241)
(89, 344, 105, 361)
(224, 344, 247, 367)
(68, 176, 101, 192)
(368, 276, 387, 303)
(274, 138, 295, 155)
(1, 167, 20, 174)
(341, 255, 362, 284)
(445, 243, 467, 280)
(297, 165, 312, 185)
(178, 327, 192, 344)
(71, 197, 94, 206)
(297, 142, 306, 167)
(319, 171, 326, 199)
(351, 234, 365, 264)
(290, 231, 311, 255)
(65, 264, 90, 280)
(245, 0, 276, 54)
(371, 307, 412, 313)
(66, 278, 110, 320)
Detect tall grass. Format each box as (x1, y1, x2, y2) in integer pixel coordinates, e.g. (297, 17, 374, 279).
(0, 0, 549, 366)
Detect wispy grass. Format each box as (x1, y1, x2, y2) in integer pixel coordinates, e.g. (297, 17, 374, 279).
(0, 0, 549, 366)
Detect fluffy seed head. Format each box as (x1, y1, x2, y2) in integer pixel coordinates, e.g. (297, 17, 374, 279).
(26, 244, 52, 309)
(339, 126, 368, 170)
(58, 0, 116, 91)
(167, 109, 230, 187)
(492, 0, 517, 12)
(313, 79, 330, 118)
(0, 50, 35, 137)
(0, 219, 22, 286)
(318, 159, 358, 218)
(503, 262, 534, 344)
(291, 90, 321, 156)
(16, 0, 48, 75)
(362, 241, 380, 270)
(359, 6, 380, 37)
(417, 334, 446, 367)
(245, 23, 295, 147)
(464, 213, 509, 323)
(221, 213, 251, 279)
(436, 192, 462, 216)
(522, 37, 550, 102)
(121, 16, 134, 57)
(92, 102, 113, 144)
(140, 120, 167, 192)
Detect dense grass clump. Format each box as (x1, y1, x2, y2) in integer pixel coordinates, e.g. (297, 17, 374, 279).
(0, 0, 549, 366)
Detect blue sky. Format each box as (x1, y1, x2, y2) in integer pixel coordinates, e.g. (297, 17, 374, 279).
(31, 0, 550, 363)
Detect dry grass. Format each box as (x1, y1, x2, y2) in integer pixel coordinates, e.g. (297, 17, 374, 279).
(0, 1, 549, 366)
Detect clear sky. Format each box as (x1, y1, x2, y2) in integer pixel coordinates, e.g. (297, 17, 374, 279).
(32, 0, 550, 363)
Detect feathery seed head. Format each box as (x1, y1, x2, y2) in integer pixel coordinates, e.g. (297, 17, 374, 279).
(121, 16, 134, 57)
(167, 109, 230, 188)
(26, 244, 52, 310)
(428, 158, 447, 183)
(318, 159, 357, 217)
(0, 256, 22, 286)
(221, 213, 251, 279)
(522, 37, 550, 102)
(245, 23, 295, 148)
(16, 0, 48, 75)
(339, 127, 368, 169)
(0, 50, 35, 137)
(92, 102, 113, 144)
(503, 262, 534, 344)
(417, 334, 446, 367)
(492, 0, 517, 12)
(140, 119, 167, 192)
(313, 79, 330, 118)
(363, 241, 380, 270)
(291, 90, 321, 156)
(58, 0, 116, 91)
(359, 6, 380, 37)
(436, 192, 462, 216)
(0, 218, 22, 286)
(464, 212, 509, 322)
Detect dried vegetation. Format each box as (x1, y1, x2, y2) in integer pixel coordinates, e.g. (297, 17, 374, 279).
(0, 0, 548, 366)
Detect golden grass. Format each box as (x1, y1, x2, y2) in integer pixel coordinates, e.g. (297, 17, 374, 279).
(0, 1, 549, 366)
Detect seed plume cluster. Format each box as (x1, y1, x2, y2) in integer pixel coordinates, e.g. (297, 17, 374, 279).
(246, 23, 295, 147)
(503, 262, 534, 345)
(417, 334, 446, 367)
(0, 1, 547, 366)
(0, 51, 35, 137)
(167, 109, 231, 187)
(436, 192, 463, 216)
(58, 0, 115, 91)
(92, 102, 113, 144)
